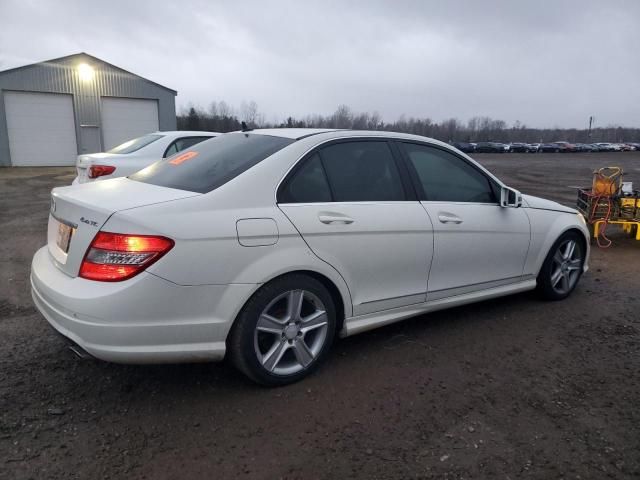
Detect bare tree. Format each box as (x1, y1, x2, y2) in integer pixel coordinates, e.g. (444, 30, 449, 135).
(176, 101, 640, 142)
(240, 100, 260, 127)
(332, 105, 353, 129)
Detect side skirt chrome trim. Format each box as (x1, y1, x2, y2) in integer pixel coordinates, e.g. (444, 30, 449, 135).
(427, 275, 535, 301)
(341, 279, 537, 337)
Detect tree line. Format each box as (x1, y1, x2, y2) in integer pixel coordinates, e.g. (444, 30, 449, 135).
(177, 102, 640, 143)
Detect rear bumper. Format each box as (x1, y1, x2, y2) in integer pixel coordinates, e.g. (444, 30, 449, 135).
(31, 246, 256, 364)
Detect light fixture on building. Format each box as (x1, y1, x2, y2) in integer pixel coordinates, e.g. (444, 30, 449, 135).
(77, 63, 95, 81)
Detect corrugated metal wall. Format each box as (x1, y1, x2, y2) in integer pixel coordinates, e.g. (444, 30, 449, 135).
(0, 53, 177, 166)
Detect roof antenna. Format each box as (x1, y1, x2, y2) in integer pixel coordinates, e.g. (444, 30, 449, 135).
(241, 121, 252, 132)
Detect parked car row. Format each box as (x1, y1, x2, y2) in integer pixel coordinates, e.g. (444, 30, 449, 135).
(452, 141, 640, 154)
(76, 132, 640, 187)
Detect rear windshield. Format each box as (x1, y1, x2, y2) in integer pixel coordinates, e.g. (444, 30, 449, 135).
(107, 134, 164, 154)
(129, 133, 295, 193)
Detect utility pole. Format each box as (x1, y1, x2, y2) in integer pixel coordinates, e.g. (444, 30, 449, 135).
(588, 116, 593, 141)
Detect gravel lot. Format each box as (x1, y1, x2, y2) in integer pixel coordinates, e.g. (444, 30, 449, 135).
(1, 153, 639, 479)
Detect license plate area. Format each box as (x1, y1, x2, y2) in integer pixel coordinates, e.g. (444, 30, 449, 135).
(55, 219, 75, 253)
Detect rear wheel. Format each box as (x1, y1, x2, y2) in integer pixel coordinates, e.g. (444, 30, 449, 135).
(537, 231, 585, 300)
(228, 274, 336, 386)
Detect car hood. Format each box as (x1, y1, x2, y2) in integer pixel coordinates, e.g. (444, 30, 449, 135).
(522, 194, 577, 214)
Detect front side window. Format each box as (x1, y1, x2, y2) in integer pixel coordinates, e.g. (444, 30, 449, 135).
(107, 134, 164, 154)
(130, 133, 294, 193)
(401, 143, 497, 203)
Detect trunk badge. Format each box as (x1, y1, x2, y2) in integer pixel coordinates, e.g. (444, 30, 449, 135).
(80, 217, 98, 227)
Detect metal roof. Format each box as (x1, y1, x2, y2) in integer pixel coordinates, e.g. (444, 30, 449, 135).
(0, 52, 177, 94)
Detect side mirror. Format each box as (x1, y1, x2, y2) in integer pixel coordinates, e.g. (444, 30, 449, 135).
(500, 186, 522, 208)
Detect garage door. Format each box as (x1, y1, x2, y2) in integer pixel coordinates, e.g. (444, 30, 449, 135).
(101, 97, 159, 151)
(4, 91, 78, 166)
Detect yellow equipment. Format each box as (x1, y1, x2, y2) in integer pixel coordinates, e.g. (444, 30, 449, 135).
(576, 166, 640, 246)
(591, 166, 622, 196)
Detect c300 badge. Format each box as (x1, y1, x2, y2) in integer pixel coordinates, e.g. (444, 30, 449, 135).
(80, 217, 98, 227)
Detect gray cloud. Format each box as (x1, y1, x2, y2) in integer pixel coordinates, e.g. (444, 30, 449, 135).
(1, 0, 638, 128)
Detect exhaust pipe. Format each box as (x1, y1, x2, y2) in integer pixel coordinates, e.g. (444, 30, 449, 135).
(68, 343, 94, 360)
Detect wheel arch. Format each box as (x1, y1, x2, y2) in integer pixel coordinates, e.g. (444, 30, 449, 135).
(529, 220, 590, 277)
(228, 268, 351, 341)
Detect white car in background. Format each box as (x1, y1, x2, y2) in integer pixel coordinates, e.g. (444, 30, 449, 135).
(32, 129, 590, 386)
(72, 131, 219, 184)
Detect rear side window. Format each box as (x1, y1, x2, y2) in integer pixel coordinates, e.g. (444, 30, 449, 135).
(279, 154, 332, 203)
(278, 141, 406, 203)
(320, 141, 405, 202)
(107, 134, 163, 154)
(401, 143, 497, 203)
(164, 136, 213, 158)
(130, 133, 294, 193)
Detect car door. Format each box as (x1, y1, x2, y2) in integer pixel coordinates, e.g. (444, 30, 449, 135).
(397, 141, 530, 300)
(278, 140, 434, 316)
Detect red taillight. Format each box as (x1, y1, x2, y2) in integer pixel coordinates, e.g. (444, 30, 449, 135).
(88, 165, 116, 179)
(79, 232, 174, 282)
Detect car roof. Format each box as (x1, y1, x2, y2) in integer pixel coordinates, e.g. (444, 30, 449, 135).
(235, 128, 339, 139)
(237, 128, 460, 150)
(156, 131, 220, 137)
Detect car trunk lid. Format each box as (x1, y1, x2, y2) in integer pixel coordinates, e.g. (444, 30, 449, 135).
(47, 178, 199, 277)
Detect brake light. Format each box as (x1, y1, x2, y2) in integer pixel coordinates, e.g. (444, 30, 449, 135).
(88, 165, 116, 179)
(79, 232, 174, 281)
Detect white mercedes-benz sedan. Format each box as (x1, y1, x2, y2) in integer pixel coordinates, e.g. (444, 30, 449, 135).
(72, 131, 219, 185)
(32, 129, 589, 385)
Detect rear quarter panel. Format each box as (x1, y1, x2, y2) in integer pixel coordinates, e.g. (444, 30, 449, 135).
(103, 196, 354, 317)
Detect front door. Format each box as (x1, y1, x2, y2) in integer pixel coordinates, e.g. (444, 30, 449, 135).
(398, 141, 531, 300)
(278, 140, 434, 316)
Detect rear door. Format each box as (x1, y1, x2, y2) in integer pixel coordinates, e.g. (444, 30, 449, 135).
(278, 140, 434, 316)
(397, 142, 530, 300)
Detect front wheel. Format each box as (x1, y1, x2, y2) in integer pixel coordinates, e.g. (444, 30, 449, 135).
(537, 231, 585, 300)
(228, 274, 336, 386)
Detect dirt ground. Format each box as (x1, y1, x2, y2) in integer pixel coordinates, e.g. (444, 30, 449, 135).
(1, 152, 639, 479)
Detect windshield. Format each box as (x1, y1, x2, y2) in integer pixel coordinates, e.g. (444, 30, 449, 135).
(107, 134, 164, 154)
(129, 133, 295, 193)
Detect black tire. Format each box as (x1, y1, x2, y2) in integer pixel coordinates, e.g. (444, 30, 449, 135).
(536, 231, 585, 301)
(228, 274, 337, 386)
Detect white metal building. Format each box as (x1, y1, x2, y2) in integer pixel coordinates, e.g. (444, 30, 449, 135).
(0, 52, 177, 166)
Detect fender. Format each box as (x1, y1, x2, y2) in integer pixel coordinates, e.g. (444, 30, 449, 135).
(523, 208, 590, 277)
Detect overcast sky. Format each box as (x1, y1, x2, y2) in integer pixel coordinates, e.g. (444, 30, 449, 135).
(1, 0, 638, 128)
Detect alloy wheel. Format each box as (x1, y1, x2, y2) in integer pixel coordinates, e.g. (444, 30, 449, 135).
(550, 238, 583, 295)
(254, 289, 329, 376)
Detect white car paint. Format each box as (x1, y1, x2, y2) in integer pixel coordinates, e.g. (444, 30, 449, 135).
(72, 131, 219, 184)
(32, 129, 590, 377)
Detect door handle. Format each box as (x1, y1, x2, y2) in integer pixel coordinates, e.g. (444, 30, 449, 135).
(318, 213, 354, 224)
(438, 213, 463, 224)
